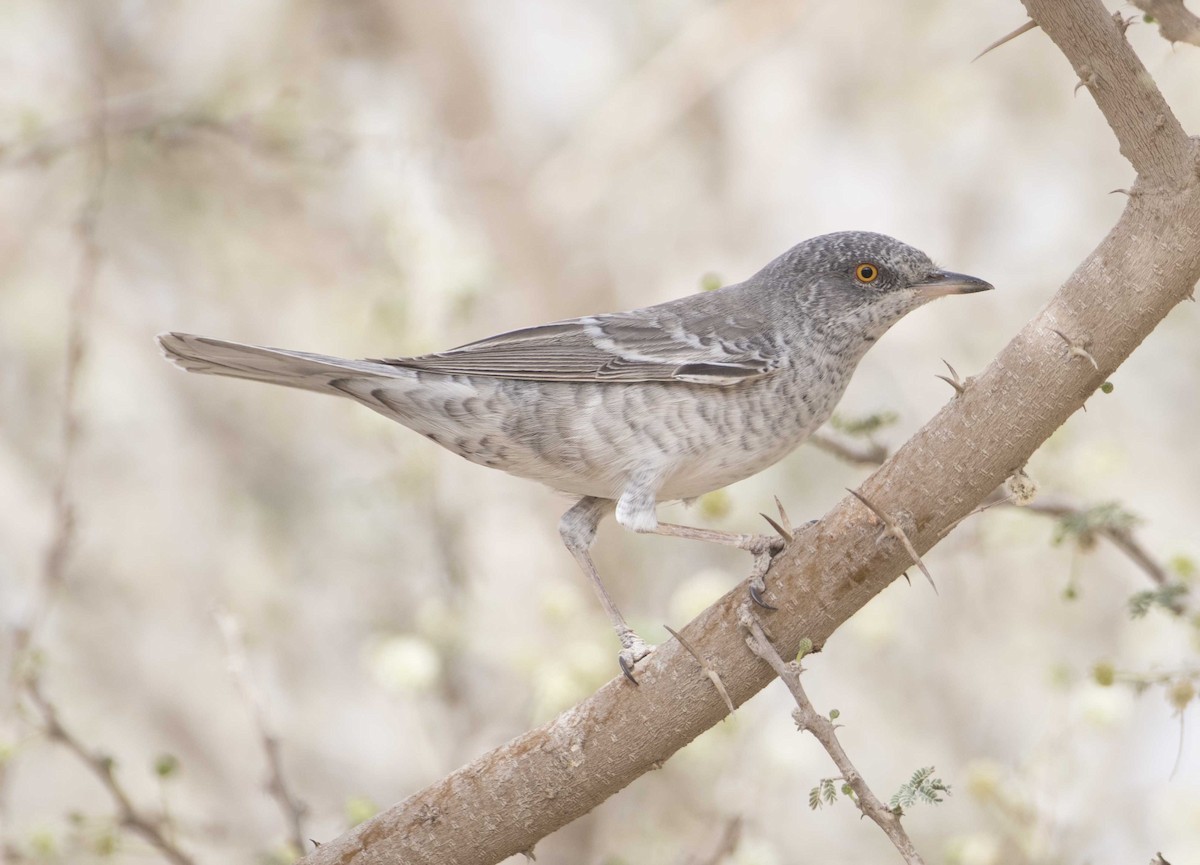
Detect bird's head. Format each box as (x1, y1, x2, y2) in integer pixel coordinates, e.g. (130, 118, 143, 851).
(761, 231, 992, 341)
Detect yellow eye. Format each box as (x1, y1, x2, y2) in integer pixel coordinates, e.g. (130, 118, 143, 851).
(855, 263, 879, 283)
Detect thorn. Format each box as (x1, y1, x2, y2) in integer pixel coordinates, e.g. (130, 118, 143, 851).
(774, 496, 794, 536)
(310, 840, 322, 849)
(1112, 11, 1138, 36)
(973, 19, 1038, 62)
(760, 513, 792, 543)
(1109, 188, 1131, 196)
(665, 624, 736, 716)
(846, 488, 937, 593)
(749, 583, 778, 611)
(1074, 68, 1097, 96)
(936, 358, 967, 396)
(521, 847, 537, 862)
(1051, 328, 1100, 370)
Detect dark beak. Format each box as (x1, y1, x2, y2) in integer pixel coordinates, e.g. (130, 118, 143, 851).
(911, 270, 994, 299)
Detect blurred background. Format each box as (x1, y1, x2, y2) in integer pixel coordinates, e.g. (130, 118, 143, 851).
(2, 1, 1199, 863)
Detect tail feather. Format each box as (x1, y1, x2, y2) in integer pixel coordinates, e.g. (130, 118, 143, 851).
(156, 332, 403, 394)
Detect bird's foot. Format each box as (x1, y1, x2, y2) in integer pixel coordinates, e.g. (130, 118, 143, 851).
(617, 633, 655, 685)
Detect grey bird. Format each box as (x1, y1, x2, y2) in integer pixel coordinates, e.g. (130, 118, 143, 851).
(158, 231, 991, 679)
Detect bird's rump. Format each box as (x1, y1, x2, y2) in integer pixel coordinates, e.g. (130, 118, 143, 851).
(376, 303, 783, 386)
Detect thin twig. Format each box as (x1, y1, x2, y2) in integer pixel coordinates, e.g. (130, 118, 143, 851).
(813, 426, 1171, 591)
(12, 76, 110, 665)
(808, 431, 889, 467)
(739, 611, 926, 865)
(1018, 498, 1172, 587)
(23, 679, 196, 865)
(678, 815, 742, 865)
(215, 610, 309, 856)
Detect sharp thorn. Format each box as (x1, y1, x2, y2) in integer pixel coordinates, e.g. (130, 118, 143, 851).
(774, 496, 793, 533)
(664, 624, 701, 664)
(972, 19, 1039, 62)
(936, 374, 966, 396)
(846, 487, 889, 525)
(760, 513, 793, 543)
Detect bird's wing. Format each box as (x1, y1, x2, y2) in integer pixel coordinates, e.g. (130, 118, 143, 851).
(376, 304, 782, 386)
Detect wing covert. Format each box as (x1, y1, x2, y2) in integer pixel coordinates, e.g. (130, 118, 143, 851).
(375, 299, 781, 386)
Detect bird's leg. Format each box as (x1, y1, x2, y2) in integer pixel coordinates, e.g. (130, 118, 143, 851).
(650, 522, 784, 609)
(648, 522, 783, 556)
(641, 498, 806, 609)
(559, 496, 652, 683)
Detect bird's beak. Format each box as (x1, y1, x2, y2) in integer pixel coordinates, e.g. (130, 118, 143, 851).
(911, 270, 994, 299)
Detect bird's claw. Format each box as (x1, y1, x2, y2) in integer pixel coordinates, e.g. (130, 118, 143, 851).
(617, 636, 654, 685)
(749, 580, 778, 610)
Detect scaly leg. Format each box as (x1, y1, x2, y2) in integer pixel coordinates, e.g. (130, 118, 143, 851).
(559, 496, 653, 683)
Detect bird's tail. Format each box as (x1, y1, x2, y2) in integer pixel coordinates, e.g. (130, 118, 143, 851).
(156, 332, 405, 395)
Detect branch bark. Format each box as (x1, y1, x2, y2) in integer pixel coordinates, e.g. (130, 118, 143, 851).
(1131, 0, 1200, 47)
(301, 2, 1200, 862)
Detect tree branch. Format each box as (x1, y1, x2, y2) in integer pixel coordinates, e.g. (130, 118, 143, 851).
(301, 1, 1200, 861)
(23, 679, 196, 865)
(1131, 0, 1200, 47)
(741, 613, 925, 865)
(215, 610, 309, 857)
(1021, 0, 1194, 185)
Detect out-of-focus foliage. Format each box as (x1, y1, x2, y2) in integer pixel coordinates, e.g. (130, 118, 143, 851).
(2, 1, 1199, 863)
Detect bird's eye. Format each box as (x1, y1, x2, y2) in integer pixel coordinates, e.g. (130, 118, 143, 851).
(855, 263, 879, 284)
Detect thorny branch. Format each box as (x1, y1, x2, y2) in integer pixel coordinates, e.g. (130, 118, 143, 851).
(22, 678, 196, 865)
(11, 77, 110, 665)
(215, 611, 309, 857)
(810, 429, 1174, 592)
(740, 612, 926, 865)
(305, 0, 1200, 856)
(1131, 0, 1200, 46)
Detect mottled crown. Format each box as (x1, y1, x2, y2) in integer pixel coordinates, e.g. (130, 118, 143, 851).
(759, 231, 936, 286)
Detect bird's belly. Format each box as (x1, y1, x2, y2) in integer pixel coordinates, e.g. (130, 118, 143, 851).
(486, 374, 834, 501)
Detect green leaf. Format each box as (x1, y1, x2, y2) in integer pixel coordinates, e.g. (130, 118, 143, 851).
(1052, 502, 1140, 550)
(1129, 583, 1188, 618)
(154, 753, 180, 779)
(889, 766, 951, 809)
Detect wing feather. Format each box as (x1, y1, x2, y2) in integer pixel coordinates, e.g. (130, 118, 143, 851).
(376, 293, 781, 386)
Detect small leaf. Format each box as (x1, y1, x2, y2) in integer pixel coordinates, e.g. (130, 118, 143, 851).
(154, 753, 180, 779)
(1129, 583, 1188, 618)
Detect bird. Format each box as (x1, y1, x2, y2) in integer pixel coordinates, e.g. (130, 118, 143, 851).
(158, 231, 992, 681)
